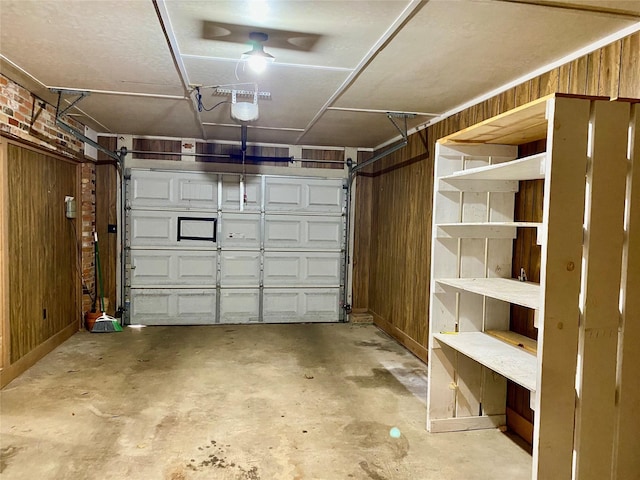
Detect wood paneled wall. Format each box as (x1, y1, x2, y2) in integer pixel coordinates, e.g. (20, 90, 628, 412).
(1, 140, 80, 385)
(353, 32, 640, 370)
(133, 138, 181, 161)
(362, 132, 432, 361)
(301, 148, 344, 169)
(96, 137, 119, 315)
(352, 151, 373, 311)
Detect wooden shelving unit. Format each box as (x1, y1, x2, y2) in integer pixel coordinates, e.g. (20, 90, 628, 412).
(427, 94, 639, 479)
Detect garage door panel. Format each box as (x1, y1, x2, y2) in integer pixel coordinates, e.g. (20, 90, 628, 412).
(131, 170, 218, 209)
(131, 251, 216, 286)
(308, 220, 341, 245)
(130, 289, 216, 325)
(263, 288, 340, 322)
(178, 255, 216, 281)
(220, 289, 260, 323)
(178, 178, 217, 206)
(308, 183, 342, 211)
(221, 175, 261, 211)
(264, 215, 342, 249)
(133, 176, 171, 203)
(306, 255, 341, 284)
(131, 210, 217, 248)
(220, 252, 261, 286)
(221, 213, 261, 248)
(263, 252, 340, 286)
(265, 177, 343, 213)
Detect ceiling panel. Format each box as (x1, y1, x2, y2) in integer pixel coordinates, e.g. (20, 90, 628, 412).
(166, 0, 413, 68)
(335, 0, 639, 114)
(76, 95, 202, 138)
(0, 0, 184, 96)
(299, 110, 429, 147)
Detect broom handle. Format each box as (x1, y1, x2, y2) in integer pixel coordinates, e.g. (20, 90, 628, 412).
(95, 232, 105, 313)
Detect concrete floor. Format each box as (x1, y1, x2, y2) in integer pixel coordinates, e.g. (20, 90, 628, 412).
(0, 324, 532, 480)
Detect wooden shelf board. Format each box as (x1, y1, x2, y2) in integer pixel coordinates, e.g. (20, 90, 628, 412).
(436, 277, 540, 310)
(438, 95, 551, 145)
(433, 332, 537, 391)
(436, 222, 542, 239)
(486, 329, 537, 355)
(440, 152, 546, 182)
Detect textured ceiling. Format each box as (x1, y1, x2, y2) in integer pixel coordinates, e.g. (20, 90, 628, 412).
(1, 0, 638, 148)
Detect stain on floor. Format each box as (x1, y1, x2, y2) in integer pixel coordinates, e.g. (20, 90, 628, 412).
(186, 440, 260, 479)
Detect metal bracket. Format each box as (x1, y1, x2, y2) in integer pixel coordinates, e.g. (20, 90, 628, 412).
(51, 88, 90, 120)
(29, 95, 46, 131)
(48, 88, 127, 163)
(386, 112, 416, 141)
(215, 87, 271, 100)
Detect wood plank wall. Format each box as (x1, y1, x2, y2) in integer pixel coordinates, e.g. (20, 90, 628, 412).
(301, 148, 344, 169)
(352, 32, 640, 426)
(96, 137, 118, 315)
(7, 143, 79, 363)
(509, 140, 546, 440)
(133, 138, 181, 161)
(352, 151, 373, 311)
(364, 131, 432, 361)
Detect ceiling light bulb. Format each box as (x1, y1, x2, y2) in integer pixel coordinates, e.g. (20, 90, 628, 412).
(247, 55, 267, 73)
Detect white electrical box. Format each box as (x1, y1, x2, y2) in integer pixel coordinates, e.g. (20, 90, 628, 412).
(65, 196, 76, 218)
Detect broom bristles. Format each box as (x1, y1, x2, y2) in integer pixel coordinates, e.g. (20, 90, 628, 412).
(91, 313, 123, 333)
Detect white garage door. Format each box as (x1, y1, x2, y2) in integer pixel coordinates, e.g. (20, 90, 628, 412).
(125, 169, 345, 325)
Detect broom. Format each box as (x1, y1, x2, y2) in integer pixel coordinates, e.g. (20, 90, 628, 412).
(91, 232, 122, 333)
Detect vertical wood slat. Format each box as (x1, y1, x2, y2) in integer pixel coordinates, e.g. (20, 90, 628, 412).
(613, 104, 640, 480)
(534, 97, 591, 479)
(574, 100, 630, 480)
(568, 56, 588, 95)
(0, 139, 9, 369)
(598, 42, 622, 98)
(618, 32, 640, 99)
(585, 49, 602, 96)
(558, 63, 571, 94)
(539, 68, 560, 97)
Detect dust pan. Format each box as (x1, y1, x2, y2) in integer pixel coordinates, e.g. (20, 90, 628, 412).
(90, 232, 122, 333)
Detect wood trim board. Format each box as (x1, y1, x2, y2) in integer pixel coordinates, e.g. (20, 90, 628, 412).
(0, 321, 77, 388)
(370, 310, 428, 363)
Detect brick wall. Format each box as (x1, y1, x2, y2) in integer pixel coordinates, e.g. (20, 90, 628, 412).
(81, 163, 96, 313)
(0, 75, 84, 156)
(1, 73, 97, 319)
